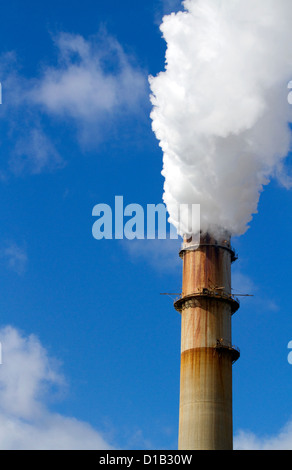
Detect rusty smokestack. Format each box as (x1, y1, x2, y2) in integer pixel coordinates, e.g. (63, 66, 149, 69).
(175, 233, 240, 451)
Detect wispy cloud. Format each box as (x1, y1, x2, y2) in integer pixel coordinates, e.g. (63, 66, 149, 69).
(30, 31, 148, 146)
(232, 270, 257, 296)
(0, 326, 113, 450)
(122, 238, 182, 273)
(0, 54, 63, 177)
(10, 127, 64, 176)
(235, 420, 292, 450)
(0, 30, 148, 176)
(232, 268, 279, 312)
(33, 32, 147, 118)
(0, 243, 28, 275)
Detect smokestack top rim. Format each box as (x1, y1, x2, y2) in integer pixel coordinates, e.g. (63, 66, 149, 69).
(179, 242, 238, 263)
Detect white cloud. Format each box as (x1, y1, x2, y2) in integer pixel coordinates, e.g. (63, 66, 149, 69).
(30, 32, 147, 141)
(0, 326, 113, 450)
(235, 420, 292, 450)
(0, 413, 112, 451)
(0, 30, 148, 176)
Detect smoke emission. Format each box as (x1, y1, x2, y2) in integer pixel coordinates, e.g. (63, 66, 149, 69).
(150, 0, 292, 238)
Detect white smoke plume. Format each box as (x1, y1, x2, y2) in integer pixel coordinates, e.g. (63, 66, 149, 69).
(150, 0, 292, 238)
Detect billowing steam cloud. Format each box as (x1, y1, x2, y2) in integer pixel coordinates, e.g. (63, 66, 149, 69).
(150, 0, 292, 238)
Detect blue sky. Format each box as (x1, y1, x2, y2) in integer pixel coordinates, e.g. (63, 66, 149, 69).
(0, 0, 291, 450)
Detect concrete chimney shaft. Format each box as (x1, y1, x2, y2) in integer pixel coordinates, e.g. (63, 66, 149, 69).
(174, 233, 240, 451)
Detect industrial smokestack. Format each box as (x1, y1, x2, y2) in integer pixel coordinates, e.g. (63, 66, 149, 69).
(149, 0, 292, 451)
(174, 233, 239, 450)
